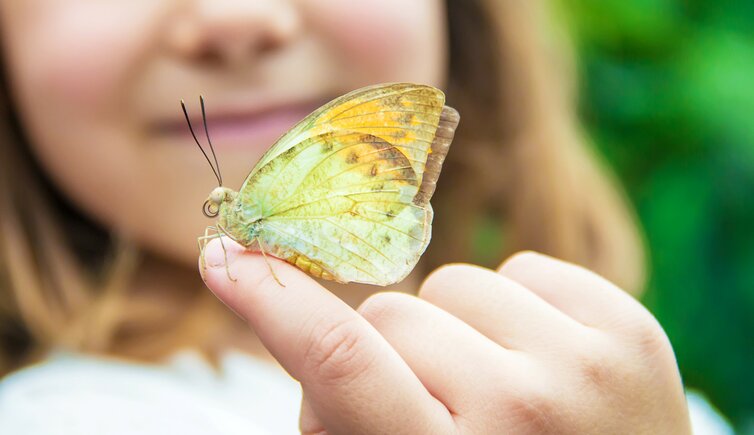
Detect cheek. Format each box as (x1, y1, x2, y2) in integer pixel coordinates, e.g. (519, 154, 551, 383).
(306, 0, 446, 85)
(6, 3, 165, 111)
(1, 2, 196, 257)
(34, 9, 125, 105)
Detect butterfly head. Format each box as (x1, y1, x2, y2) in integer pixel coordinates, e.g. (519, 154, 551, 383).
(203, 186, 236, 218)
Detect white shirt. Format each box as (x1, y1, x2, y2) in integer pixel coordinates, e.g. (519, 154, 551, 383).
(0, 350, 302, 435)
(0, 351, 733, 434)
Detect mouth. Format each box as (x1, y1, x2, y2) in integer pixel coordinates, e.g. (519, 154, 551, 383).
(155, 98, 329, 150)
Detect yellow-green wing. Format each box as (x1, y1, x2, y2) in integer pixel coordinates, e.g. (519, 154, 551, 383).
(235, 83, 459, 285)
(258, 132, 424, 285)
(243, 83, 446, 186)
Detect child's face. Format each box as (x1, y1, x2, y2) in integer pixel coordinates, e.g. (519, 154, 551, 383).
(0, 1, 446, 264)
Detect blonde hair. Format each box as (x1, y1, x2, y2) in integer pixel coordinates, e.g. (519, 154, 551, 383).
(0, 0, 645, 375)
(429, 0, 645, 283)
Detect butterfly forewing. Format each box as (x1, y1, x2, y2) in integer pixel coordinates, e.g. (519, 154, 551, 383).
(231, 83, 459, 285)
(243, 83, 444, 185)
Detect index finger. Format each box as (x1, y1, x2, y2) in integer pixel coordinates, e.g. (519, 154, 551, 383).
(201, 238, 452, 434)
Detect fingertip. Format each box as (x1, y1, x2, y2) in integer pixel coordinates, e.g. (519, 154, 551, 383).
(418, 262, 491, 300)
(199, 238, 269, 312)
(420, 262, 479, 287)
(498, 251, 606, 285)
(497, 250, 552, 275)
(200, 237, 328, 325)
(202, 237, 245, 268)
(198, 238, 238, 294)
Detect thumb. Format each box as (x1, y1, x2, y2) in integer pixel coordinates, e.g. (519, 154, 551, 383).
(200, 237, 448, 434)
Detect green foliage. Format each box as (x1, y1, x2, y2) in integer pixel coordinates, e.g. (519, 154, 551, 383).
(557, 0, 754, 429)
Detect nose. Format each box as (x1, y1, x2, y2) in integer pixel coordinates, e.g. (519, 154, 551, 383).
(166, 0, 301, 65)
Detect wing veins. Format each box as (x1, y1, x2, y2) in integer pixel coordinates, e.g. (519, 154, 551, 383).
(264, 222, 382, 280)
(360, 206, 424, 224)
(319, 87, 426, 122)
(263, 135, 397, 213)
(378, 165, 415, 174)
(338, 124, 437, 134)
(357, 200, 427, 214)
(265, 155, 406, 215)
(269, 189, 403, 219)
(269, 214, 424, 244)
(257, 134, 330, 209)
(326, 113, 441, 128)
(322, 217, 398, 267)
(245, 87, 410, 178)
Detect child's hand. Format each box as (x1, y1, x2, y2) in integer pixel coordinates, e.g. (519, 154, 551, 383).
(201, 239, 691, 434)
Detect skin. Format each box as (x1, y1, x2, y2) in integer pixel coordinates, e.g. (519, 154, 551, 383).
(0, 0, 446, 266)
(204, 241, 692, 434)
(0, 0, 690, 433)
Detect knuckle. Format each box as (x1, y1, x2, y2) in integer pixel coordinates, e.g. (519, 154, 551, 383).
(501, 387, 560, 433)
(571, 330, 626, 392)
(302, 317, 374, 386)
(607, 305, 673, 360)
(572, 325, 673, 397)
(477, 358, 562, 433)
(630, 313, 674, 359)
(578, 349, 621, 393)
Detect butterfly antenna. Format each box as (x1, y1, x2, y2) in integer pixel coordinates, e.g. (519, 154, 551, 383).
(200, 95, 222, 186)
(181, 99, 222, 186)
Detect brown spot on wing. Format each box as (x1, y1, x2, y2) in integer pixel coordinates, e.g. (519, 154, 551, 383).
(346, 151, 359, 164)
(359, 134, 379, 143)
(347, 133, 417, 183)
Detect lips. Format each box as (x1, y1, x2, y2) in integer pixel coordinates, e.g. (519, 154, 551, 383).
(155, 98, 327, 150)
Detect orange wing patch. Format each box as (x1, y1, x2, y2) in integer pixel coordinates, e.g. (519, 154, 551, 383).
(308, 84, 444, 181)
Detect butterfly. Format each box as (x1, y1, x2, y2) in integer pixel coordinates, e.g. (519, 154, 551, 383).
(184, 83, 459, 286)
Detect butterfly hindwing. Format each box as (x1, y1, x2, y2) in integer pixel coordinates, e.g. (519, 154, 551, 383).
(239, 131, 424, 285)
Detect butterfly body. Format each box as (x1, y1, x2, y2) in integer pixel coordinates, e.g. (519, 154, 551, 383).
(199, 83, 459, 286)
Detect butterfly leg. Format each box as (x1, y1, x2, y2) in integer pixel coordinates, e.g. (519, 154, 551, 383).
(197, 226, 237, 282)
(217, 235, 237, 282)
(256, 237, 285, 287)
(198, 226, 218, 271)
(198, 226, 219, 280)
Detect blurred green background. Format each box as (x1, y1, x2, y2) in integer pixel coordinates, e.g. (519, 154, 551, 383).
(556, 0, 754, 430)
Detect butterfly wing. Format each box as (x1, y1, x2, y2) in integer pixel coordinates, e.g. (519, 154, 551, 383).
(244, 83, 446, 185)
(237, 83, 459, 285)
